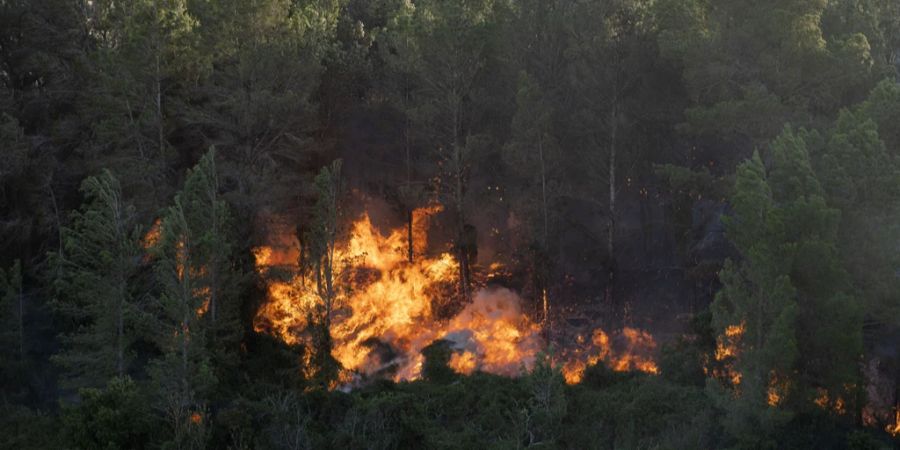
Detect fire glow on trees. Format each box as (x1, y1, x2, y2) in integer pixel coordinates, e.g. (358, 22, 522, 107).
(252, 206, 660, 385)
(560, 328, 659, 384)
(713, 323, 744, 386)
(143, 219, 212, 318)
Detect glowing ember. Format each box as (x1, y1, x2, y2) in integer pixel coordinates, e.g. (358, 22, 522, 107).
(766, 372, 789, 407)
(195, 286, 210, 316)
(560, 327, 659, 384)
(814, 388, 848, 415)
(888, 408, 900, 437)
(813, 389, 829, 409)
(767, 384, 782, 406)
(143, 219, 212, 318)
(714, 323, 744, 385)
(143, 218, 162, 250)
(715, 324, 744, 360)
(253, 206, 659, 384)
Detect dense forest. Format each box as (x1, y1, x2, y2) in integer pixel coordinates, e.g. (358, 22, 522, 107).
(1, 0, 900, 448)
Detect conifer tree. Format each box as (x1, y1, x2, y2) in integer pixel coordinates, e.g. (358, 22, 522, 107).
(380, 0, 496, 300)
(303, 159, 344, 384)
(184, 0, 338, 229)
(816, 107, 900, 326)
(149, 148, 234, 447)
(503, 72, 561, 330)
(80, 0, 204, 211)
(51, 170, 143, 389)
(565, 0, 651, 307)
(713, 128, 863, 445)
(712, 150, 798, 446)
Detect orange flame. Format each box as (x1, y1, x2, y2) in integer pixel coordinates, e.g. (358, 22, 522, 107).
(713, 323, 744, 385)
(143, 218, 162, 250)
(143, 219, 211, 318)
(560, 327, 659, 384)
(888, 408, 900, 437)
(253, 206, 659, 384)
(814, 388, 848, 415)
(767, 374, 783, 407)
(449, 351, 478, 375)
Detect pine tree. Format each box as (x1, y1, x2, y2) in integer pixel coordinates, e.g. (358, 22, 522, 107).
(51, 170, 144, 389)
(149, 148, 234, 447)
(655, 0, 877, 147)
(379, 1, 427, 263)
(379, 0, 497, 301)
(815, 106, 900, 327)
(713, 127, 863, 445)
(303, 159, 344, 385)
(502, 71, 561, 331)
(767, 128, 862, 410)
(564, 0, 652, 308)
(79, 0, 205, 211)
(712, 150, 798, 446)
(183, 0, 338, 231)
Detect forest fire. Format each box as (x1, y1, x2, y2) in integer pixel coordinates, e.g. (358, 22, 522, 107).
(252, 206, 659, 385)
(143, 219, 212, 317)
(714, 323, 744, 385)
(560, 328, 659, 384)
(814, 388, 847, 415)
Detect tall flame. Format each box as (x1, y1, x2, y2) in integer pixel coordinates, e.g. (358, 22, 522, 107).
(253, 207, 659, 384)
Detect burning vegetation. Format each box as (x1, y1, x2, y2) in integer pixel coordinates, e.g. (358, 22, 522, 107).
(5, 0, 900, 447)
(253, 206, 659, 385)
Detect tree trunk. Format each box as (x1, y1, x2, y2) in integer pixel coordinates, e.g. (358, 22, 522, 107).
(117, 281, 125, 378)
(406, 111, 414, 263)
(16, 277, 24, 359)
(452, 97, 471, 302)
(209, 174, 219, 323)
(407, 209, 414, 263)
(455, 145, 470, 302)
(155, 31, 164, 159)
(539, 134, 551, 335)
(179, 232, 192, 398)
(605, 102, 617, 308)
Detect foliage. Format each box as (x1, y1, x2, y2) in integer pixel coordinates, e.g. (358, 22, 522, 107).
(51, 170, 145, 389)
(61, 377, 153, 450)
(0, 0, 898, 447)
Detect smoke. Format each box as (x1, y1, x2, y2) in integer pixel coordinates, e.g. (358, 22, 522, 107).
(441, 287, 544, 376)
(253, 208, 660, 387)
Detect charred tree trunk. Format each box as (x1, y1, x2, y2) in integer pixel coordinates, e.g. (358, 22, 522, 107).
(407, 209, 414, 263)
(456, 214, 471, 304)
(406, 111, 414, 263)
(452, 98, 471, 302)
